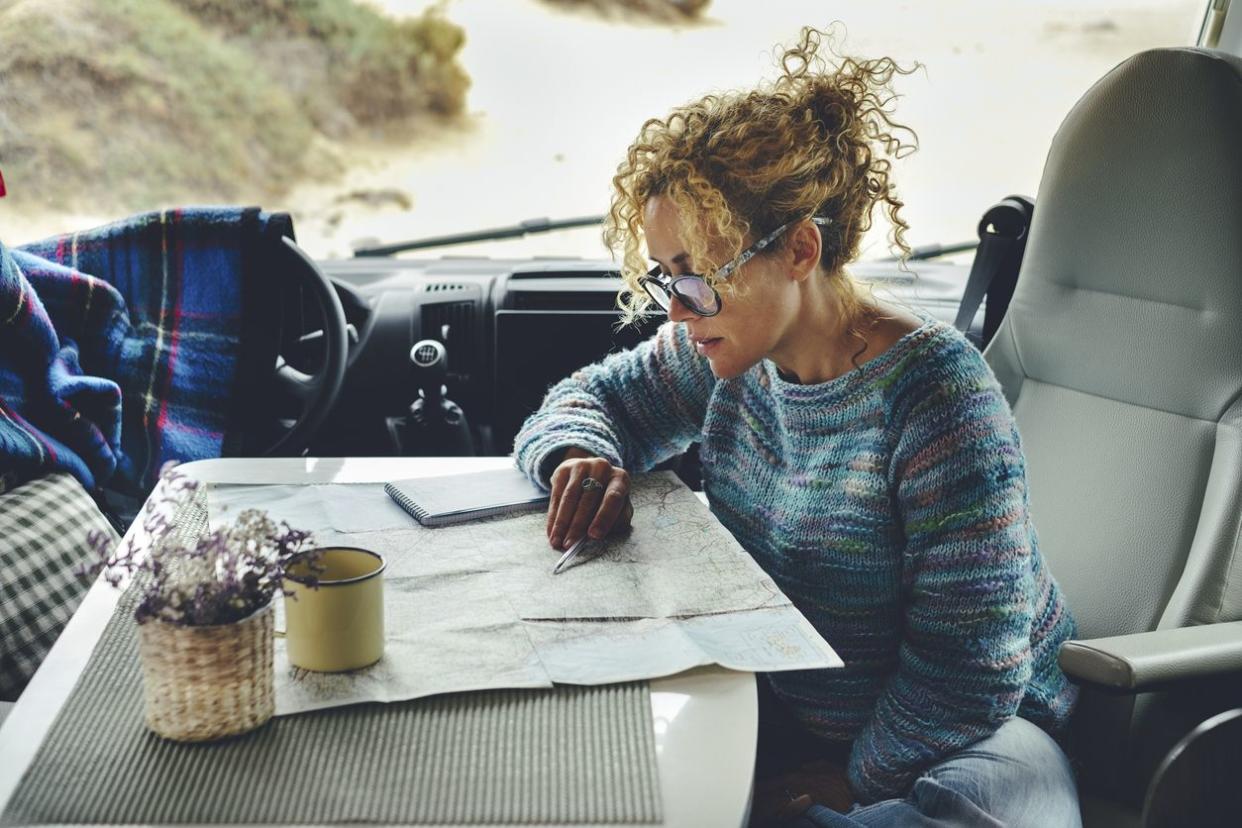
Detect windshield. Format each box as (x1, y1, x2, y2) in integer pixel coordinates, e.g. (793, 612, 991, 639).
(0, 0, 1204, 262)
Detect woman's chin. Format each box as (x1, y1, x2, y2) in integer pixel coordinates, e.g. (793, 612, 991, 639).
(705, 353, 756, 381)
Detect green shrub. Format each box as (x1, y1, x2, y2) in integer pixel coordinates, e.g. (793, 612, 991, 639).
(0, 0, 468, 212)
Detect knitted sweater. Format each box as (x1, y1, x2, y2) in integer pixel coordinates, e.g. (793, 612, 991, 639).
(514, 315, 1078, 803)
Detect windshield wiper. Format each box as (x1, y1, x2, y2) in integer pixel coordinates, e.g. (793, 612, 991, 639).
(352, 215, 605, 257)
(879, 240, 979, 262)
(354, 215, 977, 263)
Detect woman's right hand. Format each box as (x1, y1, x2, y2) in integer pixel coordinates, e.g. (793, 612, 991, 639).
(546, 448, 634, 551)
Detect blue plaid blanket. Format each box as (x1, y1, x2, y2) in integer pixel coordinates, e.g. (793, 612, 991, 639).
(0, 208, 289, 495)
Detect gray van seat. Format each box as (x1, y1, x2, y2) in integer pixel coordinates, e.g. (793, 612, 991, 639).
(984, 47, 1242, 827)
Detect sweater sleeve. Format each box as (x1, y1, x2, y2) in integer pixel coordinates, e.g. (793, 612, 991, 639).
(847, 348, 1037, 803)
(512, 321, 716, 488)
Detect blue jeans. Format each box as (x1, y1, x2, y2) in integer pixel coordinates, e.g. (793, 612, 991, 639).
(792, 717, 1081, 828)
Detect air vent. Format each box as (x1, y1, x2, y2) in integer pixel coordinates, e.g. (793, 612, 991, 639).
(421, 301, 476, 382)
(425, 282, 467, 292)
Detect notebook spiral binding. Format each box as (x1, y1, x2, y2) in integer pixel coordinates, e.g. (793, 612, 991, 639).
(385, 481, 432, 524)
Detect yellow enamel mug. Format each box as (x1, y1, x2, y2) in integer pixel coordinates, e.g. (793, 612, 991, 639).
(283, 547, 386, 673)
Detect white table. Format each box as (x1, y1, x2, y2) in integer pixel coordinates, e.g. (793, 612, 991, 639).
(0, 457, 757, 828)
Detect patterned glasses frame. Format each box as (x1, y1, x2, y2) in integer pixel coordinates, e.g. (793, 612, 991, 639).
(639, 216, 833, 317)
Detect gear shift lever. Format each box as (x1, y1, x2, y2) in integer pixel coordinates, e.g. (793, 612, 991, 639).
(397, 338, 474, 456)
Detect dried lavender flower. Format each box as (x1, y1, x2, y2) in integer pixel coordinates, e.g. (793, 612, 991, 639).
(80, 462, 322, 626)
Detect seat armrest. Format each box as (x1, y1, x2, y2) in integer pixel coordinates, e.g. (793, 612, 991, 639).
(1058, 621, 1242, 691)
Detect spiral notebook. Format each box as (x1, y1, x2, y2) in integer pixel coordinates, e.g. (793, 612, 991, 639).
(384, 467, 549, 527)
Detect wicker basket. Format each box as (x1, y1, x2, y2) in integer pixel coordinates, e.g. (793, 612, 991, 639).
(136, 602, 275, 742)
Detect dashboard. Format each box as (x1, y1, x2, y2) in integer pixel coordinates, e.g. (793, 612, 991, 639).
(291, 256, 975, 458)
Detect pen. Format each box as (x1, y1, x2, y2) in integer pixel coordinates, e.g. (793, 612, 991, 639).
(551, 536, 589, 575)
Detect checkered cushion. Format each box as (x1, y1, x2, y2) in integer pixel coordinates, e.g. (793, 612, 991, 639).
(0, 473, 117, 701)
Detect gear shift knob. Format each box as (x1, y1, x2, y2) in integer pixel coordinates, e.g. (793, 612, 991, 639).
(409, 339, 447, 409)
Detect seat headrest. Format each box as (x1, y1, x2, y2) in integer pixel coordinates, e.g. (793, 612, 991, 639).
(1005, 48, 1242, 420)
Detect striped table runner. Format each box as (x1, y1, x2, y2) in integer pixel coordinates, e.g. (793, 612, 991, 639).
(2, 491, 662, 825)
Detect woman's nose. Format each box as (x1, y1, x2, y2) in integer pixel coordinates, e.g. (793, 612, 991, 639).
(667, 294, 697, 322)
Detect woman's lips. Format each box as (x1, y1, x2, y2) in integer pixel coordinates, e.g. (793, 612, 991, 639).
(694, 336, 723, 356)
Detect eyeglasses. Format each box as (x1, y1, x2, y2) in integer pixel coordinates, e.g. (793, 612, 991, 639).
(638, 216, 832, 317)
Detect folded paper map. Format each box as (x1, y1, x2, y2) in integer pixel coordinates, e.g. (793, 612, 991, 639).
(208, 472, 842, 716)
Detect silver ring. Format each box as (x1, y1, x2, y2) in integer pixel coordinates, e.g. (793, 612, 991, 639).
(581, 477, 605, 492)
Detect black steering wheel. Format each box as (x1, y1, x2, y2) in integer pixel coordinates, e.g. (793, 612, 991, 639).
(263, 236, 349, 456)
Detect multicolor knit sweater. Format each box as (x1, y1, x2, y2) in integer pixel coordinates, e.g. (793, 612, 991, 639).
(514, 315, 1078, 803)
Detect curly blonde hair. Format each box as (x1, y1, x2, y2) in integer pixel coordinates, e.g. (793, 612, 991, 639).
(605, 25, 918, 332)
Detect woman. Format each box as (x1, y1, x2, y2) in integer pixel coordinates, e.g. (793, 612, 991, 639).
(514, 27, 1080, 827)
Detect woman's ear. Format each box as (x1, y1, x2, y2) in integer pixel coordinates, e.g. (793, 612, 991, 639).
(786, 219, 822, 282)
